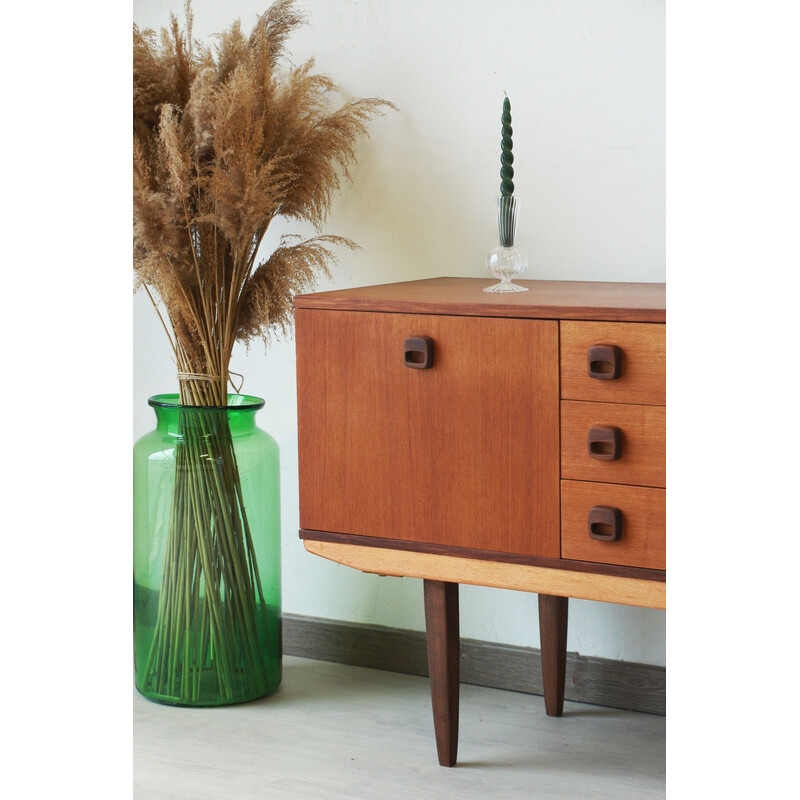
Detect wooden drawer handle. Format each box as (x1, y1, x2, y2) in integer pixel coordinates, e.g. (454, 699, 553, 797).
(587, 426, 623, 461)
(404, 336, 435, 369)
(587, 344, 622, 380)
(588, 506, 622, 542)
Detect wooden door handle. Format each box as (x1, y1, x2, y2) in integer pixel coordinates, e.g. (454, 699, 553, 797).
(588, 506, 623, 542)
(404, 336, 434, 369)
(587, 344, 622, 380)
(587, 426, 623, 460)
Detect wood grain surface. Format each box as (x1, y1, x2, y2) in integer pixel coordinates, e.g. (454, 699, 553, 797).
(299, 527, 665, 581)
(560, 400, 666, 487)
(560, 321, 666, 405)
(293, 277, 666, 323)
(304, 540, 666, 609)
(561, 481, 666, 571)
(135, 656, 667, 798)
(296, 308, 560, 558)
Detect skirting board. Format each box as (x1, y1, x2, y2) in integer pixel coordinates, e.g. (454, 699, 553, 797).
(283, 613, 665, 716)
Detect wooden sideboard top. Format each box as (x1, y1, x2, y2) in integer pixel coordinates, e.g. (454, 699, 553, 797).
(293, 277, 666, 323)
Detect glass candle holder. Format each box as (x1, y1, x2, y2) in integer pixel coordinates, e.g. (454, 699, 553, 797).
(484, 195, 529, 293)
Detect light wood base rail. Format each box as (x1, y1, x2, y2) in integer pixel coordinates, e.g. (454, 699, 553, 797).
(304, 540, 666, 610)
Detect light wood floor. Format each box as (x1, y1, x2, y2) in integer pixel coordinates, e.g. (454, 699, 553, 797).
(134, 656, 665, 799)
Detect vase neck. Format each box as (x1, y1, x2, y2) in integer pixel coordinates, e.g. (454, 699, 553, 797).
(149, 395, 263, 437)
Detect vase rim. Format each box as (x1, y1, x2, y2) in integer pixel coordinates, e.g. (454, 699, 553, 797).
(148, 393, 265, 411)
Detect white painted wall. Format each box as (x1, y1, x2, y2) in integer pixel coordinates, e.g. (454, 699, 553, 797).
(133, 0, 665, 667)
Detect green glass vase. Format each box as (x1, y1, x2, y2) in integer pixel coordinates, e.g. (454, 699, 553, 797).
(133, 394, 281, 706)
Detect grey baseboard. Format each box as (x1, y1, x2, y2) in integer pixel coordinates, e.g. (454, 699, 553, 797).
(283, 613, 665, 716)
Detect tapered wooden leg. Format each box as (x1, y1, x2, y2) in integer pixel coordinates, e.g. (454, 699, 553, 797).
(538, 593, 568, 717)
(423, 580, 460, 767)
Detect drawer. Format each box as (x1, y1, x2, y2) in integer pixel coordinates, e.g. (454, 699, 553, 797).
(561, 481, 665, 571)
(296, 309, 561, 558)
(560, 400, 665, 488)
(560, 321, 665, 405)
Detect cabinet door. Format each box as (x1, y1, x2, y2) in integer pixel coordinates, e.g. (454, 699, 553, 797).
(296, 309, 560, 558)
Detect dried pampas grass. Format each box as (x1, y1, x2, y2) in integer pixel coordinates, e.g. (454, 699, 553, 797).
(134, 0, 394, 405)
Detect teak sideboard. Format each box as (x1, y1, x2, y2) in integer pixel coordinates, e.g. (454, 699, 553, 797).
(293, 277, 666, 767)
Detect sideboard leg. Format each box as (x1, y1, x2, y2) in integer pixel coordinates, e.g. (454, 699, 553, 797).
(538, 593, 568, 717)
(423, 579, 460, 767)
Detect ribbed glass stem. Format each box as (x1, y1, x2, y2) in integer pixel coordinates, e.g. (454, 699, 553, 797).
(498, 195, 519, 247)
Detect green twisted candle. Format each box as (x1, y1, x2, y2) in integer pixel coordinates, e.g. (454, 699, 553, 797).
(500, 95, 514, 197)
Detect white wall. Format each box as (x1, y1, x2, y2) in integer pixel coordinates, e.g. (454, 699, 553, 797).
(133, 0, 665, 667)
